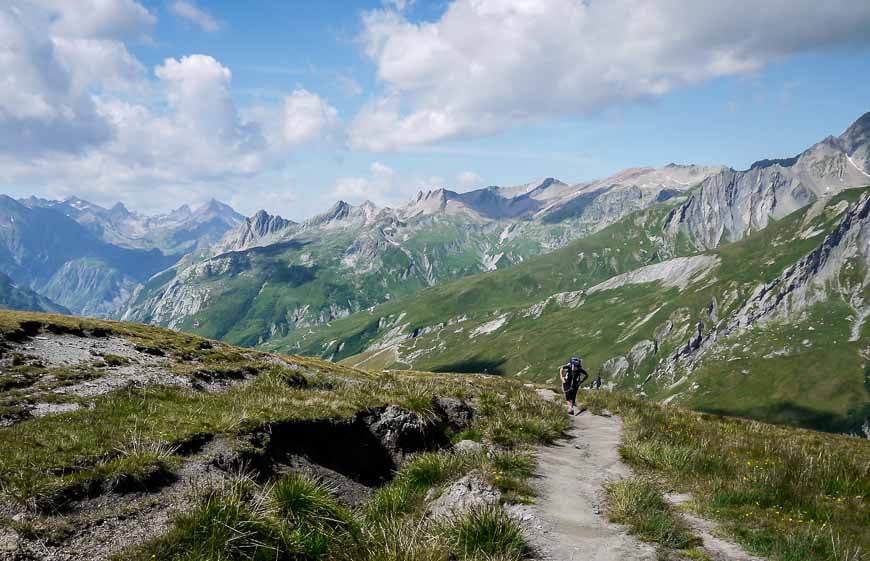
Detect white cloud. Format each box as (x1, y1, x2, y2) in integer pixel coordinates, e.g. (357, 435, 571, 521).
(456, 171, 483, 190)
(36, 0, 156, 41)
(0, 1, 341, 216)
(333, 162, 397, 203)
(331, 162, 453, 207)
(351, 0, 870, 150)
(280, 89, 341, 146)
(169, 1, 222, 33)
(0, 4, 115, 155)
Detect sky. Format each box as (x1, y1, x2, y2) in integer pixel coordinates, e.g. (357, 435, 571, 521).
(2, 0, 870, 220)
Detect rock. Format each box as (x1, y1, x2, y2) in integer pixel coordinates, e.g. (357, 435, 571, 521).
(427, 475, 501, 520)
(454, 440, 484, 454)
(628, 340, 655, 365)
(365, 405, 427, 460)
(434, 397, 474, 431)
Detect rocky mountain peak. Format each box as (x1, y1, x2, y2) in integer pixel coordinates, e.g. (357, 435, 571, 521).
(191, 199, 244, 225)
(839, 112, 870, 174)
(167, 204, 192, 220)
(249, 209, 294, 235)
(841, 111, 870, 143)
(304, 200, 355, 227)
(108, 202, 132, 218)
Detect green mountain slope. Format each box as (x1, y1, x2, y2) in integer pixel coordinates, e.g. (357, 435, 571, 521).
(267, 188, 870, 433)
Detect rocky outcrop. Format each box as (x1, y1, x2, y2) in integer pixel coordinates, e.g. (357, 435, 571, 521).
(426, 475, 501, 520)
(215, 210, 297, 253)
(587, 255, 720, 294)
(656, 192, 870, 379)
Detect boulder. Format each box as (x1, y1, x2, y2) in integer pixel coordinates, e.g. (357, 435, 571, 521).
(426, 475, 501, 520)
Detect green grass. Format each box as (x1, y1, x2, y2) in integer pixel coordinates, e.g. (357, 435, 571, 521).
(580, 391, 870, 561)
(606, 477, 699, 549)
(110, 364, 564, 561)
(437, 506, 527, 561)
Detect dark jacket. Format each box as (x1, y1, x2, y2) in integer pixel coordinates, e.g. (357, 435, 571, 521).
(562, 364, 589, 391)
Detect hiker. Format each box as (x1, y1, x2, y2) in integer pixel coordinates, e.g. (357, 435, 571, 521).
(559, 356, 588, 415)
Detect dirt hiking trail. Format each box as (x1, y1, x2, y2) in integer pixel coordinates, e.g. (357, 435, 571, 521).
(525, 389, 765, 561)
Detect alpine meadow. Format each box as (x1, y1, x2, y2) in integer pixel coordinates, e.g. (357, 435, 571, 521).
(1, 1, 869, 560)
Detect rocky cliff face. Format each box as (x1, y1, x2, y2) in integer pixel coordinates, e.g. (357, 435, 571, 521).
(214, 210, 298, 253)
(0, 272, 69, 314)
(657, 191, 870, 381)
(665, 114, 870, 250)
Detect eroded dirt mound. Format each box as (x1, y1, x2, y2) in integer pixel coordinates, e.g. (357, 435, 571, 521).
(2, 398, 474, 561)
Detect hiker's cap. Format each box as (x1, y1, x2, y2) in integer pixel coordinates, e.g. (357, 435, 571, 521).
(570, 356, 581, 364)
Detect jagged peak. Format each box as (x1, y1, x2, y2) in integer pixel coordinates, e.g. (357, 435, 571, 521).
(62, 196, 103, 211)
(842, 111, 870, 138)
(304, 200, 356, 226)
(840, 111, 870, 154)
(109, 201, 131, 216)
(191, 198, 243, 224)
(172, 203, 192, 215)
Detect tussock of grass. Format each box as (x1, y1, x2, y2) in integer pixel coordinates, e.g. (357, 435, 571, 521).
(486, 451, 536, 502)
(606, 477, 699, 550)
(101, 354, 130, 367)
(437, 506, 527, 561)
(580, 391, 870, 561)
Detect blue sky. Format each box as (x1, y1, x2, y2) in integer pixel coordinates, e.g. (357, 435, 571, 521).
(2, 0, 870, 219)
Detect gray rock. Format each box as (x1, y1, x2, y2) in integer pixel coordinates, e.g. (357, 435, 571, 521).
(426, 475, 501, 520)
(454, 440, 484, 454)
(434, 396, 474, 430)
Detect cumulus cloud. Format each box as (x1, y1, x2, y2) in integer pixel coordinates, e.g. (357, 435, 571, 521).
(351, 0, 870, 150)
(169, 1, 222, 33)
(280, 90, 341, 146)
(333, 161, 398, 203)
(34, 0, 156, 41)
(0, 3, 130, 155)
(0, 0, 340, 214)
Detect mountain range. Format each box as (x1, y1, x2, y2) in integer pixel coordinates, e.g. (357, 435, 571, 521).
(259, 111, 870, 434)
(2, 110, 869, 432)
(120, 164, 724, 346)
(0, 196, 242, 316)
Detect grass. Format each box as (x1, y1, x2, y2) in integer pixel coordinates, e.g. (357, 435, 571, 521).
(579, 390, 870, 561)
(0, 310, 566, 560)
(438, 506, 527, 560)
(606, 477, 699, 549)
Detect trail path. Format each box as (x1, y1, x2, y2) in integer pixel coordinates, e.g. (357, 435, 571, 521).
(524, 389, 765, 561)
(522, 396, 656, 561)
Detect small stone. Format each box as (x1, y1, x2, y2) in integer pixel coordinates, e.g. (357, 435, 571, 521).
(0, 532, 20, 553)
(454, 440, 484, 454)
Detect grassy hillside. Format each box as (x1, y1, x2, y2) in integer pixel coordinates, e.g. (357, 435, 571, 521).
(0, 310, 568, 560)
(268, 189, 870, 433)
